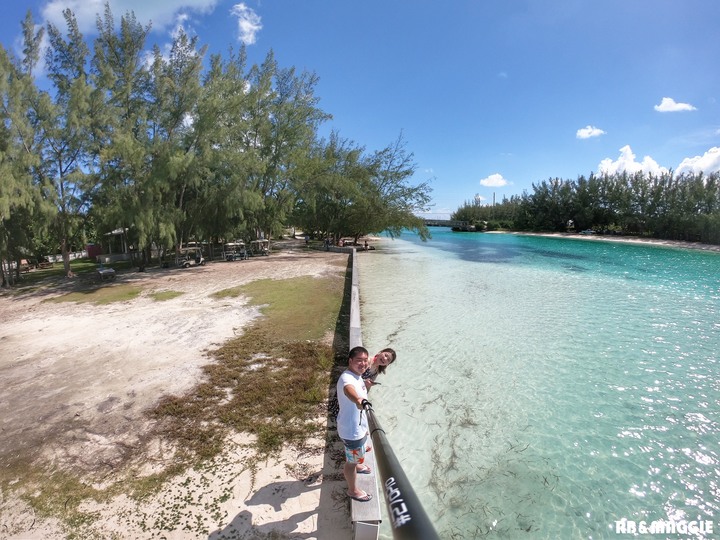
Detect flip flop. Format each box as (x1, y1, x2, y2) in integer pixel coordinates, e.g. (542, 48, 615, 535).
(348, 491, 373, 502)
(356, 465, 372, 474)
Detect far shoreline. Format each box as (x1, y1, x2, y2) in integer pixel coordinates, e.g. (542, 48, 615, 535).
(485, 230, 720, 254)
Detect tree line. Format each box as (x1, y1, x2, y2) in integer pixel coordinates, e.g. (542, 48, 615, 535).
(1, 6, 431, 285)
(453, 170, 720, 244)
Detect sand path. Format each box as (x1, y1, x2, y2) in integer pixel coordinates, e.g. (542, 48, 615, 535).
(0, 243, 353, 539)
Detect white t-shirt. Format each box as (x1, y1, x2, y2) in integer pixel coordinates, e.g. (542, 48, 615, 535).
(336, 369, 368, 441)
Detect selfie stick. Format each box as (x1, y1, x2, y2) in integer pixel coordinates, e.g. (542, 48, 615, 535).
(361, 400, 440, 540)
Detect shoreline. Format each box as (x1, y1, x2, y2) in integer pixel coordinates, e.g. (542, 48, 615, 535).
(488, 230, 720, 253)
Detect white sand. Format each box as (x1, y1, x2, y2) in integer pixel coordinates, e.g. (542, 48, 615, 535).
(493, 230, 720, 253)
(0, 244, 354, 539)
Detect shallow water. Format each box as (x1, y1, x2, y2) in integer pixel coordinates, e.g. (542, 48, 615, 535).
(358, 230, 720, 539)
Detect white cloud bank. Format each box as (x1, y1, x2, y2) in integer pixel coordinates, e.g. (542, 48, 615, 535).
(676, 147, 720, 175)
(230, 3, 262, 45)
(576, 125, 606, 139)
(599, 146, 720, 176)
(598, 145, 669, 176)
(480, 173, 509, 187)
(654, 97, 697, 112)
(41, 0, 219, 34)
(36, 0, 262, 67)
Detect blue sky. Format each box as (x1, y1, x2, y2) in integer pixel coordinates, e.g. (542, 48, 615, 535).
(2, 0, 719, 218)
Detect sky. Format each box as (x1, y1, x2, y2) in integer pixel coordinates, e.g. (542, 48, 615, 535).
(2, 0, 720, 219)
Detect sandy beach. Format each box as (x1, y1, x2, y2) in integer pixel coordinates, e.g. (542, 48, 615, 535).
(0, 240, 355, 540)
(493, 230, 720, 254)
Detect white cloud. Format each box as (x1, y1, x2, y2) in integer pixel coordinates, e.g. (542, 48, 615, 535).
(41, 0, 104, 32)
(676, 147, 720, 175)
(598, 145, 669, 176)
(576, 125, 606, 139)
(171, 12, 191, 40)
(654, 97, 697, 112)
(230, 3, 262, 45)
(479, 173, 509, 187)
(40, 0, 219, 34)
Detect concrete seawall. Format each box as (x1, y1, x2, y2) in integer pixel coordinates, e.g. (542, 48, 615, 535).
(347, 248, 382, 540)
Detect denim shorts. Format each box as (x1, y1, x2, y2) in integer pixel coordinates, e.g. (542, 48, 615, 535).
(341, 434, 368, 464)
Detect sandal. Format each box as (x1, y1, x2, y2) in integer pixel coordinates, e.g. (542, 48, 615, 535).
(348, 491, 373, 502)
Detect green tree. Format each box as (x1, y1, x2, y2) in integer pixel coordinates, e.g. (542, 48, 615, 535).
(523, 177, 574, 231)
(292, 133, 432, 242)
(0, 12, 53, 286)
(291, 132, 367, 240)
(353, 135, 431, 241)
(37, 9, 97, 276)
(191, 49, 262, 248)
(140, 29, 206, 257)
(92, 12, 206, 263)
(242, 51, 330, 242)
(90, 5, 153, 259)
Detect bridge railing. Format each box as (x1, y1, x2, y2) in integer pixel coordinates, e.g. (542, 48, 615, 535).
(423, 219, 465, 228)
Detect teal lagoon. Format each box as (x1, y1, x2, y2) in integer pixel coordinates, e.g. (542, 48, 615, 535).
(358, 230, 720, 539)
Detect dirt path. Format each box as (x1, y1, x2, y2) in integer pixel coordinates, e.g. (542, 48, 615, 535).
(0, 243, 353, 539)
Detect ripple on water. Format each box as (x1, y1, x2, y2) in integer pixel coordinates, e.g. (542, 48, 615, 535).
(359, 232, 720, 539)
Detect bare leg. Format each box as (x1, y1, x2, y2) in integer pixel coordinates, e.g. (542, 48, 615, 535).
(344, 461, 366, 498)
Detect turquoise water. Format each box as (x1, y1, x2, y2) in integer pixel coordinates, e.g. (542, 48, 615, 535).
(358, 230, 720, 539)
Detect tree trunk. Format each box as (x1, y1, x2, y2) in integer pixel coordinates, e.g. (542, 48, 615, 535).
(61, 237, 72, 278)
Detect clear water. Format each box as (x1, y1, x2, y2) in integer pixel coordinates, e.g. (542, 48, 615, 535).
(358, 230, 720, 539)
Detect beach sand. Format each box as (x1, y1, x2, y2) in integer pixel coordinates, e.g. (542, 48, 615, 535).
(492, 230, 720, 253)
(0, 240, 354, 540)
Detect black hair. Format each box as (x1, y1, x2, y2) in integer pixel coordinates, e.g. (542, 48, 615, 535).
(348, 345, 369, 361)
(376, 347, 397, 375)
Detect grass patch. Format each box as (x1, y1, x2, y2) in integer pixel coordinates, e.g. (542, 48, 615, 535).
(1, 264, 349, 537)
(150, 290, 184, 301)
(46, 284, 143, 305)
(2, 465, 111, 540)
(10, 258, 135, 287)
(153, 274, 344, 458)
(213, 276, 344, 341)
